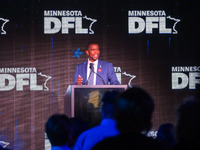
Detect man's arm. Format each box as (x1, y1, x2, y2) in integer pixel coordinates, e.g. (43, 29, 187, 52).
(73, 65, 78, 85)
(107, 63, 120, 85)
(73, 65, 83, 85)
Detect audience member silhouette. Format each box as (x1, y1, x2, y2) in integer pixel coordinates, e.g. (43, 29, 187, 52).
(45, 114, 72, 150)
(0, 145, 12, 150)
(73, 91, 120, 150)
(69, 117, 89, 149)
(172, 97, 200, 150)
(156, 123, 176, 148)
(92, 87, 167, 150)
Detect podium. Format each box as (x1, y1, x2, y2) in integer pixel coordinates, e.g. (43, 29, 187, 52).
(64, 85, 127, 127)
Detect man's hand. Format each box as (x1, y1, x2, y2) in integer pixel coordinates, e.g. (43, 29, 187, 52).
(76, 75, 83, 85)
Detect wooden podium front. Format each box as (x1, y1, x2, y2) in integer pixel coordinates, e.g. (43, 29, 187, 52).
(64, 85, 127, 127)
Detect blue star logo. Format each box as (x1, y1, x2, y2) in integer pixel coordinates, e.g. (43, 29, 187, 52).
(72, 48, 83, 59)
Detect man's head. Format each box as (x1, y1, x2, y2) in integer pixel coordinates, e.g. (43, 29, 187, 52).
(86, 42, 100, 62)
(101, 91, 120, 119)
(176, 97, 200, 145)
(115, 87, 154, 134)
(45, 114, 72, 146)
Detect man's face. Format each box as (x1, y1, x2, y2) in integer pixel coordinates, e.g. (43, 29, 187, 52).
(86, 44, 100, 62)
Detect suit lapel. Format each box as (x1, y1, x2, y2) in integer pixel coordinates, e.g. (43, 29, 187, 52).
(96, 60, 103, 84)
(83, 60, 88, 84)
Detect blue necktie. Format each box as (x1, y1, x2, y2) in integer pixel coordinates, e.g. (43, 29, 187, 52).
(88, 63, 94, 85)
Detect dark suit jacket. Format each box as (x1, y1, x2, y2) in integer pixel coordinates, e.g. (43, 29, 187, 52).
(73, 60, 120, 85)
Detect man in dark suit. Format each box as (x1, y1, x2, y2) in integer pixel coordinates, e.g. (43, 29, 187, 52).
(73, 42, 120, 85)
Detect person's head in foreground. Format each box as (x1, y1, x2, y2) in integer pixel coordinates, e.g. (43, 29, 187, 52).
(45, 114, 72, 147)
(115, 86, 154, 134)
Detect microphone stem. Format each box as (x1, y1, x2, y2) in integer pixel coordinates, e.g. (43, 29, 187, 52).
(90, 68, 105, 85)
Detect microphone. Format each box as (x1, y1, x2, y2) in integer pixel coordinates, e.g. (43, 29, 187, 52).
(89, 63, 93, 69)
(89, 63, 105, 85)
(86, 66, 93, 85)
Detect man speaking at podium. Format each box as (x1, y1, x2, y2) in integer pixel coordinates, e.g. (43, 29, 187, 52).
(73, 42, 120, 85)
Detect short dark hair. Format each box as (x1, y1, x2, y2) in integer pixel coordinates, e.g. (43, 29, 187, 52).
(45, 114, 71, 146)
(86, 42, 99, 50)
(116, 87, 154, 133)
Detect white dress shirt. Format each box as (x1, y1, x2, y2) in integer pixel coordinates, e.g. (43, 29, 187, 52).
(87, 59, 98, 85)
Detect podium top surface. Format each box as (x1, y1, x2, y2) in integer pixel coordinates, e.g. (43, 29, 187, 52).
(69, 85, 128, 89)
